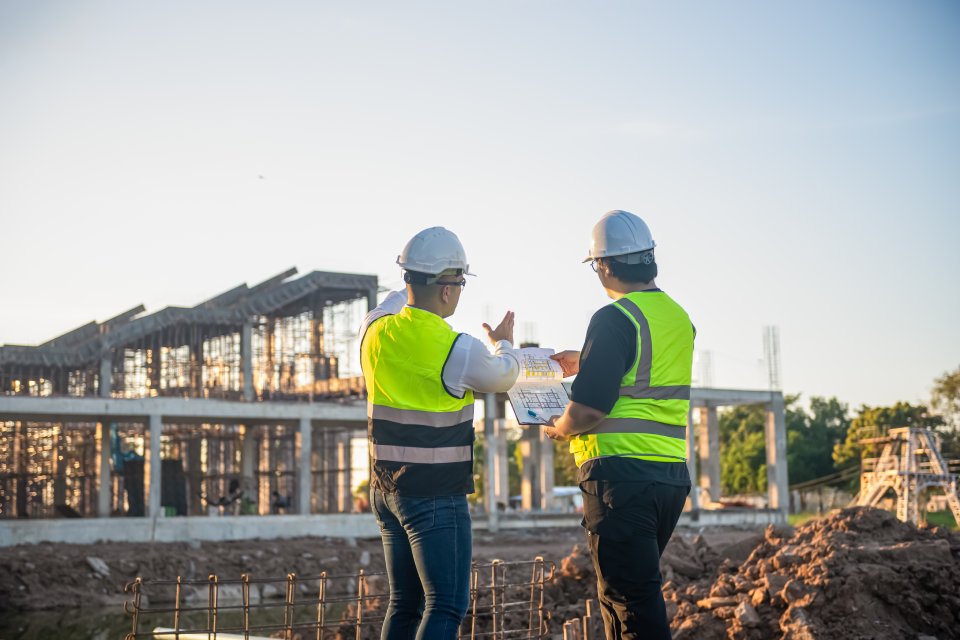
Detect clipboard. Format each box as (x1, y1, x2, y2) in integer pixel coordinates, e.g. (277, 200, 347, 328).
(506, 347, 570, 425)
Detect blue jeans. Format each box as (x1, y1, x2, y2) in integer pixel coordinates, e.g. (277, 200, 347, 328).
(371, 488, 472, 640)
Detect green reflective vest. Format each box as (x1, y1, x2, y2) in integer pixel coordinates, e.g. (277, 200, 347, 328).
(569, 291, 694, 467)
(360, 306, 476, 495)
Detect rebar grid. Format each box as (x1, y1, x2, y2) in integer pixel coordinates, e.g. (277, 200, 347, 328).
(123, 557, 556, 640)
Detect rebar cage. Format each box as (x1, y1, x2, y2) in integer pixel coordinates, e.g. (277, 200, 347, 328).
(123, 558, 556, 640)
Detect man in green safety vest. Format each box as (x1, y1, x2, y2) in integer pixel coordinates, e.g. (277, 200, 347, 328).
(545, 210, 694, 640)
(359, 226, 520, 640)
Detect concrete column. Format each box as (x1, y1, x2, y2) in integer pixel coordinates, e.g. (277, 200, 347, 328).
(99, 353, 112, 397)
(765, 394, 789, 514)
(520, 426, 540, 511)
(52, 425, 66, 509)
(96, 421, 112, 517)
(241, 322, 254, 401)
(298, 417, 312, 514)
(685, 407, 699, 513)
(697, 406, 721, 503)
(240, 425, 257, 493)
(336, 431, 352, 512)
(483, 394, 499, 531)
(13, 422, 26, 517)
(321, 428, 337, 512)
(539, 428, 554, 511)
(146, 414, 162, 517)
(494, 418, 510, 510)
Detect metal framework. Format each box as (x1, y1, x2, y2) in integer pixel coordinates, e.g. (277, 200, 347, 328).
(0, 420, 365, 519)
(0, 268, 376, 401)
(123, 558, 555, 640)
(0, 268, 377, 520)
(855, 426, 960, 525)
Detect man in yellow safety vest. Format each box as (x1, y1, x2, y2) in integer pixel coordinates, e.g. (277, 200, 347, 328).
(360, 226, 520, 639)
(545, 210, 695, 640)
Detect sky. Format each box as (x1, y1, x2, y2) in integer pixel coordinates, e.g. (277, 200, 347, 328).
(1, 1, 958, 412)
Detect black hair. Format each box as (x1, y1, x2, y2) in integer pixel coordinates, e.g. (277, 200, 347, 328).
(602, 258, 657, 284)
(403, 269, 463, 285)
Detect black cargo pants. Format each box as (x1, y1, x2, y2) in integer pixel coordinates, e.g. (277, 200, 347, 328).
(580, 480, 689, 640)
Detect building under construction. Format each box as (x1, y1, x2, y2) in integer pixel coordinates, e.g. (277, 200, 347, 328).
(0, 267, 790, 546)
(0, 268, 377, 534)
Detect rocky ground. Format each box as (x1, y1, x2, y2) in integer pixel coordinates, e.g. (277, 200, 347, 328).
(546, 508, 960, 640)
(2, 508, 957, 639)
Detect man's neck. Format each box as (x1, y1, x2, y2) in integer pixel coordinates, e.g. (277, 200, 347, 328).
(407, 291, 447, 318)
(604, 279, 658, 298)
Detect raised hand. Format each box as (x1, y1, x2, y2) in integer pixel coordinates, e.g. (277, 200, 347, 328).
(482, 311, 515, 345)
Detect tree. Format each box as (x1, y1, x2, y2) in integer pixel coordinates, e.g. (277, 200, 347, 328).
(553, 440, 579, 487)
(931, 365, 960, 459)
(787, 396, 850, 485)
(719, 404, 768, 495)
(932, 365, 960, 431)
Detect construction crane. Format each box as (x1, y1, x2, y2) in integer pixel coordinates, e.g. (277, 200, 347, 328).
(854, 426, 960, 526)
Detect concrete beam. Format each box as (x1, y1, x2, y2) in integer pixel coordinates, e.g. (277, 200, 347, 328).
(0, 395, 367, 425)
(690, 388, 783, 407)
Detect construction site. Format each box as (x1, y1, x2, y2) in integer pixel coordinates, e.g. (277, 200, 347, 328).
(0, 268, 958, 640)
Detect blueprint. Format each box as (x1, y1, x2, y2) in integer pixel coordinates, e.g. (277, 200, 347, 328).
(507, 347, 570, 425)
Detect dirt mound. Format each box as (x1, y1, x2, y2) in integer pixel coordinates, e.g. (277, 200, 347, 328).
(666, 508, 960, 640)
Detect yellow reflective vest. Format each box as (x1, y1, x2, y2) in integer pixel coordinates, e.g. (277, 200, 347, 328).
(569, 291, 694, 467)
(360, 306, 476, 495)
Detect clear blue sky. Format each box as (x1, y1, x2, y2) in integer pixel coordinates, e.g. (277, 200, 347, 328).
(1, 1, 958, 411)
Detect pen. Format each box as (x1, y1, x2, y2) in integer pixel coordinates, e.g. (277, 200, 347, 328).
(527, 409, 539, 420)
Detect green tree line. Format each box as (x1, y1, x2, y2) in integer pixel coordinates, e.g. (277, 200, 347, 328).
(718, 365, 960, 495)
(470, 365, 960, 503)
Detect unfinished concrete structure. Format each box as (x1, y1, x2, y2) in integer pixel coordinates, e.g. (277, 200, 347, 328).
(0, 269, 376, 531)
(480, 387, 789, 530)
(1, 272, 789, 544)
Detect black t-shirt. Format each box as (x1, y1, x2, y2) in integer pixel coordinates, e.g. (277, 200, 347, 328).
(571, 293, 692, 487)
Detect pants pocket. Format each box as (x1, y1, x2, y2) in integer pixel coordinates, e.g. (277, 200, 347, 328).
(393, 494, 436, 529)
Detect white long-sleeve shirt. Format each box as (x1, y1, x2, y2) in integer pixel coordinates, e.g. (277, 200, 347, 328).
(359, 290, 520, 397)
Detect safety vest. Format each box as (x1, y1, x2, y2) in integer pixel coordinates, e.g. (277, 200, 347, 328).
(569, 291, 694, 467)
(360, 306, 476, 496)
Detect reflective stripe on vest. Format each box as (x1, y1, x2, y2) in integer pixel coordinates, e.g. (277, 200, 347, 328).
(368, 403, 475, 428)
(360, 306, 476, 494)
(370, 442, 473, 464)
(570, 291, 694, 467)
(616, 297, 691, 401)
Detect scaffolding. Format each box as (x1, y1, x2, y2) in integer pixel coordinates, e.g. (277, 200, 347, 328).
(0, 421, 98, 518)
(123, 558, 556, 640)
(0, 268, 376, 401)
(855, 426, 960, 525)
(0, 421, 367, 520)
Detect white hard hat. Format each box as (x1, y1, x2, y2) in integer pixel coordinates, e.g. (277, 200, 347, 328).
(397, 226, 475, 276)
(583, 210, 656, 263)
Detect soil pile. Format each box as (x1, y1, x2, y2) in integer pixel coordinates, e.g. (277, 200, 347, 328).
(546, 508, 960, 640)
(668, 508, 960, 640)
